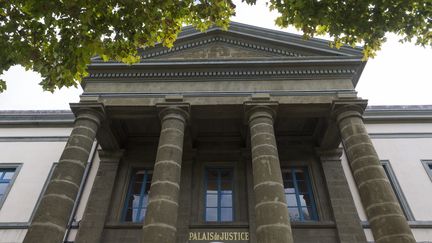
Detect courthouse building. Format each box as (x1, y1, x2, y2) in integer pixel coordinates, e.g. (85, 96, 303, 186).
(0, 22, 432, 243)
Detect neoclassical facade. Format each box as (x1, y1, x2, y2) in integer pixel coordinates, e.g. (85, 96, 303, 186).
(1, 23, 432, 243)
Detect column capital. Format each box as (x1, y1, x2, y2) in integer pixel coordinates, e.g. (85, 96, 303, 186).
(156, 103, 190, 123)
(70, 102, 106, 126)
(244, 101, 278, 124)
(315, 148, 343, 161)
(331, 99, 368, 124)
(97, 149, 124, 164)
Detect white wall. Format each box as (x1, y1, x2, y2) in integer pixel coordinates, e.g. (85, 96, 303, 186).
(0, 127, 71, 243)
(343, 122, 432, 242)
(2, 120, 432, 242)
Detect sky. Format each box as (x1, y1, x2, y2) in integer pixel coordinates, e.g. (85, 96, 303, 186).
(0, 1, 431, 110)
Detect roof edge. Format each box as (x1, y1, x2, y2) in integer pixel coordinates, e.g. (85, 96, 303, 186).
(0, 110, 75, 126)
(2, 105, 432, 125)
(364, 105, 432, 123)
(178, 21, 363, 56)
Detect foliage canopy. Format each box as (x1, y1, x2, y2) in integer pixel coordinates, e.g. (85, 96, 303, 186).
(0, 0, 430, 92)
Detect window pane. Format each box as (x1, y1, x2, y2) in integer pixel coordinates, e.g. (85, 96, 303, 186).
(3, 172, 14, 180)
(288, 207, 300, 221)
(123, 169, 152, 222)
(206, 180, 218, 193)
(132, 194, 140, 207)
(0, 183, 8, 194)
(206, 208, 218, 222)
(132, 181, 143, 194)
(299, 194, 309, 207)
(146, 174, 153, 187)
(0, 168, 16, 203)
(297, 181, 308, 193)
(132, 208, 140, 221)
(286, 194, 297, 206)
(221, 194, 232, 207)
(302, 207, 312, 220)
(142, 193, 149, 207)
(220, 181, 232, 193)
(295, 170, 305, 181)
(206, 194, 218, 207)
(207, 170, 218, 180)
(221, 208, 233, 221)
(283, 181, 295, 193)
(205, 168, 234, 222)
(139, 209, 147, 222)
(282, 169, 292, 180)
(283, 167, 317, 222)
(220, 170, 232, 180)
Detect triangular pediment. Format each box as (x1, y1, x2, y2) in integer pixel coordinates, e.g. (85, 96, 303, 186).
(144, 37, 302, 60)
(86, 22, 366, 89)
(91, 22, 363, 63)
(134, 22, 363, 62)
(150, 41, 285, 60)
(138, 32, 329, 61)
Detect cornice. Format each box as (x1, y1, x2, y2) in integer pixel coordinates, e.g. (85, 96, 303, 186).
(85, 66, 358, 80)
(1, 106, 432, 125)
(141, 35, 303, 59)
(0, 110, 74, 126)
(177, 22, 363, 56)
(91, 34, 307, 64)
(92, 22, 364, 63)
(84, 58, 363, 88)
(364, 105, 432, 123)
(88, 22, 366, 88)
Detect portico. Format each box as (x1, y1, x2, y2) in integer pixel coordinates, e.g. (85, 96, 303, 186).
(23, 22, 414, 243)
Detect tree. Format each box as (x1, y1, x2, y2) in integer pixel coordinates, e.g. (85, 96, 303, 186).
(1, 0, 430, 93)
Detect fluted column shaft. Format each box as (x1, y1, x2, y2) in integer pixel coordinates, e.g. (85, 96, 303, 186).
(247, 106, 294, 243)
(142, 107, 188, 243)
(336, 107, 415, 243)
(24, 108, 103, 243)
(75, 150, 123, 243)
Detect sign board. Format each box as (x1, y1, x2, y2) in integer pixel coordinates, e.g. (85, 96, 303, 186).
(188, 229, 249, 242)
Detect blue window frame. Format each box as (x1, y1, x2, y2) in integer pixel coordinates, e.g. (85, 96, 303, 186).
(381, 161, 415, 220)
(122, 169, 153, 222)
(422, 160, 432, 182)
(204, 168, 234, 222)
(282, 167, 318, 221)
(0, 168, 17, 205)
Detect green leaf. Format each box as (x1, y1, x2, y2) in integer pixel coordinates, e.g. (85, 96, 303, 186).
(0, 79, 6, 92)
(0, 0, 430, 92)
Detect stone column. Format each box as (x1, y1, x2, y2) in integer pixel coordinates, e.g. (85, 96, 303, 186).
(247, 105, 294, 243)
(142, 106, 188, 243)
(75, 150, 123, 243)
(318, 148, 367, 243)
(335, 104, 415, 243)
(23, 106, 104, 243)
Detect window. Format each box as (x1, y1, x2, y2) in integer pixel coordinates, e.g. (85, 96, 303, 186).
(422, 160, 432, 182)
(381, 161, 415, 221)
(0, 167, 18, 208)
(282, 167, 318, 221)
(204, 168, 234, 222)
(122, 169, 153, 222)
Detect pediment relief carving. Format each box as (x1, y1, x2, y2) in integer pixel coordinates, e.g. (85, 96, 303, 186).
(140, 36, 312, 60)
(151, 42, 279, 60)
(91, 23, 362, 63)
